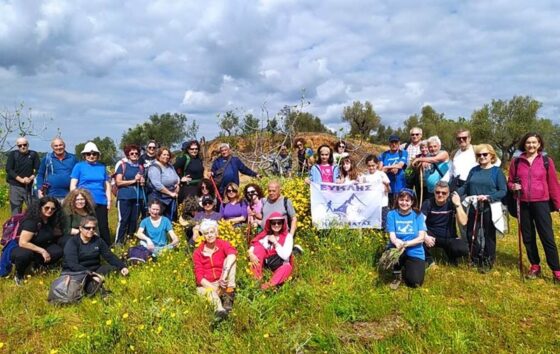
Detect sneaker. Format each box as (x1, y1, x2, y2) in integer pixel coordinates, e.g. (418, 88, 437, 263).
(221, 289, 235, 312)
(14, 276, 24, 286)
(293, 244, 304, 256)
(527, 264, 541, 279)
(553, 271, 560, 284)
(389, 273, 402, 290)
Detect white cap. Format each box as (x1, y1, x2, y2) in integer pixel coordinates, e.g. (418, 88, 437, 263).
(81, 142, 101, 154)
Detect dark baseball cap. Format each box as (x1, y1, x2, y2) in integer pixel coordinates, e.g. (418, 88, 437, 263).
(388, 135, 400, 142)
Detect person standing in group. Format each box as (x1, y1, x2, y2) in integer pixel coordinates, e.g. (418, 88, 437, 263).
(508, 133, 560, 282)
(139, 140, 158, 169)
(411, 136, 449, 201)
(294, 138, 314, 176)
(36, 138, 78, 202)
(146, 147, 180, 220)
(114, 144, 145, 245)
(70, 142, 112, 245)
(360, 154, 390, 229)
(444, 129, 478, 192)
(333, 140, 349, 166)
(337, 156, 359, 184)
(5, 137, 40, 215)
(174, 140, 204, 204)
(211, 143, 259, 196)
(401, 127, 423, 171)
(385, 189, 427, 289)
(458, 144, 507, 272)
(306, 144, 340, 184)
(379, 135, 408, 206)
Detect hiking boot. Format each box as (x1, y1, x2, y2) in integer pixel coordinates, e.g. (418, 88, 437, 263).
(553, 271, 560, 284)
(214, 309, 228, 321)
(526, 264, 541, 279)
(14, 275, 24, 286)
(221, 288, 235, 312)
(293, 244, 304, 256)
(389, 273, 402, 290)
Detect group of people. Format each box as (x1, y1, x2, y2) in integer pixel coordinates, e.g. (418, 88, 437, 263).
(2, 128, 560, 315)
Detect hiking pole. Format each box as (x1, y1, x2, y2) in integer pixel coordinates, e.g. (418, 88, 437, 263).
(209, 176, 223, 204)
(419, 167, 424, 206)
(515, 184, 524, 279)
(468, 200, 479, 266)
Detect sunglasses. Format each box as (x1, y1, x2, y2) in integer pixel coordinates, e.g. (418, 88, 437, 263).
(456, 136, 469, 141)
(434, 191, 449, 195)
(410, 133, 421, 136)
(84, 152, 99, 157)
(42, 206, 57, 211)
(129, 152, 139, 156)
(147, 146, 156, 149)
(339, 145, 346, 149)
(226, 189, 237, 193)
(17, 144, 28, 148)
(476, 153, 490, 158)
(202, 200, 214, 206)
(81, 226, 96, 231)
(188, 147, 199, 151)
(246, 189, 256, 194)
(270, 220, 284, 226)
(201, 185, 209, 189)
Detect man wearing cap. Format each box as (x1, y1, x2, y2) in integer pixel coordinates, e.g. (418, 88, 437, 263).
(379, 135, 408, 206)
(211, 143, 259, 196)
(36, 138, 78, 201)
(5, 137, 40, 215)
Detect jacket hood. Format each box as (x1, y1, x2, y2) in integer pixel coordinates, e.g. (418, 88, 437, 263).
(263, 211, 288, 234)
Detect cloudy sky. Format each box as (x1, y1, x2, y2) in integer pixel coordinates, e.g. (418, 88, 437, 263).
(1, 0, 559, 152)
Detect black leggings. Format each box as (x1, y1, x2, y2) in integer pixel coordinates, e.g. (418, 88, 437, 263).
(424, 237, 469, 264)
(394, 254, 425, 288)
(11, 244, 63, 278)
(519, 201, 560, 271)
(95, 204, 111, 245)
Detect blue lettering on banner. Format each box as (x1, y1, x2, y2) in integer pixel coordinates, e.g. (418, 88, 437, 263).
(320, 184, 372, 192)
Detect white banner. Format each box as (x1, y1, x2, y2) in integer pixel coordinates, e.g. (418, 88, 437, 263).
(310, 182, 383, 229)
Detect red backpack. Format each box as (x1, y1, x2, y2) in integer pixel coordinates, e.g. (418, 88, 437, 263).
(1, 212, 26, 246)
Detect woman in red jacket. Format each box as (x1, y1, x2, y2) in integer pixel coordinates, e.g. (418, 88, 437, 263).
(248, 212, 293, 290)
(508, 132, 560, 281)
(192, 219, 237, 320)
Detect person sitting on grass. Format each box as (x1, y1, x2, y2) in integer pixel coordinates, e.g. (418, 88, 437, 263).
(192, 219, 237, 321)
(386, 188, 427, 289)
(63, 216, 129, 295)
(10, 197, 64, 285)
(248, 212, 293, 290)
(135, 199, 179, 257)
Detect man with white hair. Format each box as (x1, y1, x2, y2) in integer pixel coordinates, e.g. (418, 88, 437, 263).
(36, 137, 78, 200)
(401, 127, 423, 168)
(211, 143, 259, 195)
(5, 137, 40, 215)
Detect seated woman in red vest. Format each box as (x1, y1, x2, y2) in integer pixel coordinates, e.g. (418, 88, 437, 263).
(248, 212, 293, 290)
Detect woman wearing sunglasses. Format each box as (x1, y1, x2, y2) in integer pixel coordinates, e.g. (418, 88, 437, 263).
(219, 183, 248, 226)
(70, 142, 112, 245)
(243, 183, 264, 229)
(10, 197, 64, 285)
(458, 144, 507, 272)
(248, 212, 293, 290)
(196, 178, 216, 210)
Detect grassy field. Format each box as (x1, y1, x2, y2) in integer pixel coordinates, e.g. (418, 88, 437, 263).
(1, 193, 560, 353)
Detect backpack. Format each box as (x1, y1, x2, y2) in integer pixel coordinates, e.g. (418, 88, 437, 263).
(262, 197, 293, 227)
(144, 163, 163, 199)
(127, 245, 151, 265)
(1, 212, 26, 246)
(111, 159, 127, 197)
(506, 156, 551, 218)
(48, 271, 97, 305)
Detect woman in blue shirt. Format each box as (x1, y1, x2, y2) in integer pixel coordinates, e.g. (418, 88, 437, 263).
(386, 188, 427, 289)
(70, 142, 111, 245)
(135, 200, 179, 256)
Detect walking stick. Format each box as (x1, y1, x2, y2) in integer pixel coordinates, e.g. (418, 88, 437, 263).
(468, 201, 479, 265)
(209, 176, 223, 204)
(419, 168, 424, 206)
(515, 188, 524, 279)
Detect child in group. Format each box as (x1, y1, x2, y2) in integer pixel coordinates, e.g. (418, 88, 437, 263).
(360, 154, 390, 229)
(385, 188, 427, 289)
(337, 156, 359, 184)
(135, 199, 179, 256)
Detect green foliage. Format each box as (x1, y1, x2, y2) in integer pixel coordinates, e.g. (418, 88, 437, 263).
(75, 137, 117, 166)
(218, 111, 240, 136)
(280, 105, 332, 134)
(342, 101, 381, 140)
(240, 113, 260, 136)
(121, 113, 189, 149)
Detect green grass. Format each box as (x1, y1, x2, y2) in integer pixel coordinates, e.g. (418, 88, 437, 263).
(1, 205, 560, 353)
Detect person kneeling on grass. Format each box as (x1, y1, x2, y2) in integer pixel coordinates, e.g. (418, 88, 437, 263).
(386, 188, 427, 289)
(248, 212, 293, 290)
(193, 219, 237, 321)
(135, 200, 179, 257)
(63, 216, 129, 295)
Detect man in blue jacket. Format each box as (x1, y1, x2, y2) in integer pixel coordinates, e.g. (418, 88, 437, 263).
(37, 138, 78, 201)
(211, 143, 259, 196)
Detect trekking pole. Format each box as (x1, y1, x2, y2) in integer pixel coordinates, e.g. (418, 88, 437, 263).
(209, 176, 223, 204)
(515, 185, 524, 279)
(468, 200, 479, 265)
(419, 167, 424, 206)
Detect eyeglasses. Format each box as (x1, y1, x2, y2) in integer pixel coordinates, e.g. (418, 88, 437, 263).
(42, 206, 57, 211)
(202, 201, 214, 206)
(81, 226, 96, 231)
(270, 220, 284, 226)
(339, 145, 346, 149)
(410, 133, 421, 136)
(147, 146, 156, 150)
(246, 189, 256, 194)
(84, 152, 98, 157)
(17, 144, 28, 148)
(456, 136, 469, 141)
(226, 189, 237, 193)
(129, 152, 139, 156)
(476, 153, 490, 158)
(434, 191, 449, 195)
(188, 147, 199, 151)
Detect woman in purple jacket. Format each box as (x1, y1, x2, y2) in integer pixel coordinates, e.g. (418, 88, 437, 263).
(508, 132, 560, 282)
(220, 183, 248, 227)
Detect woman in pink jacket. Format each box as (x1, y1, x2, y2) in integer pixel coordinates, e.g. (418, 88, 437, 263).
(248, 212, 293, 290)
(508, 132, 560, 282)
